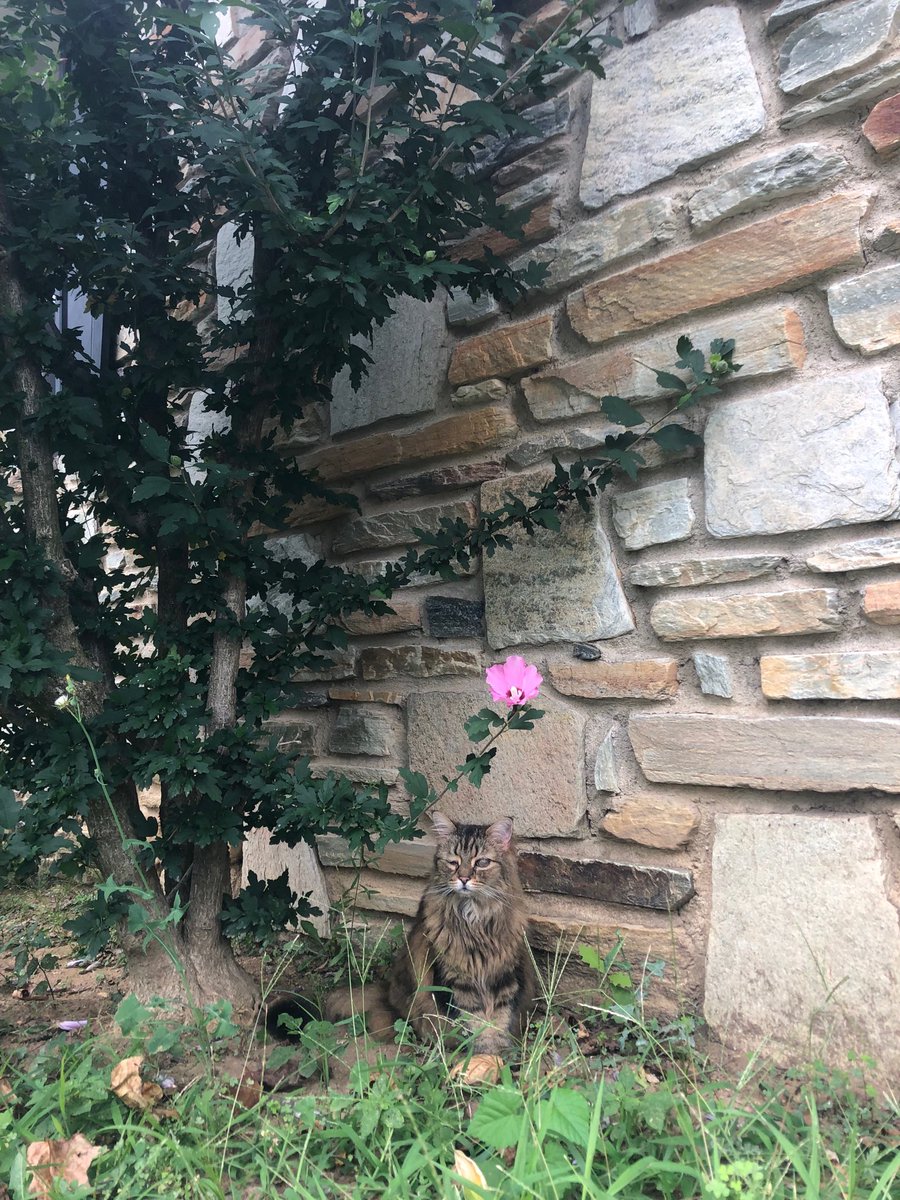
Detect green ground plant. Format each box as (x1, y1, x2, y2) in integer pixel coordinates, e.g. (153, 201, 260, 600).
(1, 927, 898, 1200)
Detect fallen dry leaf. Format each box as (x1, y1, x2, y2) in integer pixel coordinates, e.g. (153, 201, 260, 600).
(453, 1148, 490, 1198)
(451, 1054, 503, 1086)
(26, 1133, 102, 1197)
(110, 1055, 164, 1110)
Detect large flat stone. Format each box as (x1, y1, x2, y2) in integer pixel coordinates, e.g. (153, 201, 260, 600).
(327, 706, 398, 756)
(778, 0, 900, 96)
(330, 294, 451, 434)
(510, 197, 676, 296)
(359, 645, 481, 680)
(473, 91, 573, 175)
(366, 461, 504, 502)
(864, 579, 900, 623)
(568, 195, 865, 346)
(827, 263, 900, 355)
(705, 814, 900, 1081)
(580, 8, 764, 209)
(448, 315, 554, 386)
(450, 199, 560, 263)
(341, 597, 422, 636)
(518, 852, 694, 911)
(629, 714, 900, 791)
(761, 650, 900, 699)
(611, 479, 694, 551)
(216, 222, 254, 324)
(767, 0, 839, 34)
(704, 367, 900, 537)
(548, 658, 678, 700)
(332, 502, 475, 556)
(807, 535, 900, 572)
(305, 407, 517, 482)
(524, 306, 805, 422)
(781, 56, 900, 129)
(863, 91, 900, 152)
(688, 143, 847, 231)
(650, 588, 841, 641)
(242, 828, 330, 934)
(600, 796, 700, 850)
(629, 554, 783, 589)
(317, 833, 434, 877)
(407, 691, 587, 838)
(481, 469, 633, 649)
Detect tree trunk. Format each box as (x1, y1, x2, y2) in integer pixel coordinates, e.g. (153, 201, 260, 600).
(1, 174, 259, 1015)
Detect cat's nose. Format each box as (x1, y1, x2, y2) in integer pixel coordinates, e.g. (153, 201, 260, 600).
(458, 876, 471, 887)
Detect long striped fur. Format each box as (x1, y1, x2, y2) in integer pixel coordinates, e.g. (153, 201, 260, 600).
(325, 813, 537, 1053)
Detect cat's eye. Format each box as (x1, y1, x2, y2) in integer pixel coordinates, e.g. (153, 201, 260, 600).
(474, 857, 492, 868)
(445, 859, 460, 870)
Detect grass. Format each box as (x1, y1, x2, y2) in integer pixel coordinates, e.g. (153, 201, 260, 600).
(0, 908, 898, 1199)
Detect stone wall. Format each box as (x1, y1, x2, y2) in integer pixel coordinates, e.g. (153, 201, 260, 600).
(229, 1, 900, 1077)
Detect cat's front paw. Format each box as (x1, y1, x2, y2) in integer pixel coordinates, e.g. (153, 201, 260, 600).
(451, 1053, 503, 1085)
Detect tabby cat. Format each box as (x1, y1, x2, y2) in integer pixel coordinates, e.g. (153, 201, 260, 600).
(325, 812, 538, 1054)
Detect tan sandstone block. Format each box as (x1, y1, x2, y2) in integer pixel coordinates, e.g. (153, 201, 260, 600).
(862, 92, 900, 154)
(340, 598, 422, 636)
(629, 713, 900, 792)
(600, 796, 700, 850)
(761, 650, 900, 699)
(523, 306, 805, 421)
(328, 686, 406, 706)
(407, 690, 587, 838)
(359, 645, 481, 680)
(450, 201, 559, 261)
(864, 579, 900, 624)
(304, 406, 517, 481)
(317, 834, 434, 877)
(567, 194, 866, 345)
(650, 588, 842, 641)
(448, 315, 554, 386)
(548, 658, 678, 700)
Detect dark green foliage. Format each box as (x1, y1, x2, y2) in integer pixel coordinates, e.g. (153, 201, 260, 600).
(0, 0, 739, 968)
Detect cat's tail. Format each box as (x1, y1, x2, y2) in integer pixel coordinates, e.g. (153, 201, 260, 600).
(264, 992, 320, 1040)
(324, 983, 398, 1041)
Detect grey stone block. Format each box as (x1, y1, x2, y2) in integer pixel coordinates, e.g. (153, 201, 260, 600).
(704, 367, 900, 537)
(580, 8, 765, 209)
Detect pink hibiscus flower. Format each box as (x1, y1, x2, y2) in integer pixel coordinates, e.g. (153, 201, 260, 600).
(485, 655, 542, 708)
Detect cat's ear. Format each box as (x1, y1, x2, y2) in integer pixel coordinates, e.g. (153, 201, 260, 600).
(431, 811, 457, 841)
(486, 816, 513, 852)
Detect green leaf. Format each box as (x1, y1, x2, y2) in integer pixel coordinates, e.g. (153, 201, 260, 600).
(0, 787, 20, 829)
(115, 993, 151, 1035)
(397, 768, 432, 802)
(132, 476, 172, 501)
(468, 1085, 524, 1148)
(139, 423, 170, 464)
(601, 394, 645, 427)
(653, 370, 686, 393)
(539, 1088, 592, 1144)
(649, 425, 702, 452)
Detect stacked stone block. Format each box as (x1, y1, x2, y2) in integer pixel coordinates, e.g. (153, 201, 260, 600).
(232, 2, 900, 1078)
